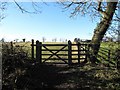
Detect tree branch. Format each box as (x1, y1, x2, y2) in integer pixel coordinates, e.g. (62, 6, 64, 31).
(0, 2, 7, 22)
(14, 0, 41, 14)
(114, 12, 120, 21)
(72, 2, 86, 5)
(97, 0, 108, 18)
(14, 0, 29, 13)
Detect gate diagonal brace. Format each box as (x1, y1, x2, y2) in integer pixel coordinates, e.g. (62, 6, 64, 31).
(42, 45, 67, 63)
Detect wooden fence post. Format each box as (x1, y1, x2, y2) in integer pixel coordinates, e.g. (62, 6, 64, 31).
(77, 42, 80, 64)
(108, 50, 111, 66)
(108, 50, 111, 60)
(68, 40, 72, 65)
(36, 40, 42, 64)
(31, 39, 34, 60)
(10, 41, 13, 54)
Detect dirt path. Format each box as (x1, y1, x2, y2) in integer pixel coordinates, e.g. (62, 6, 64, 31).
(15, 63, 120, 89)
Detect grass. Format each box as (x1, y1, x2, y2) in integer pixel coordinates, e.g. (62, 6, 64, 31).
(14, 41, 119, 65)
(101, 42, 119, 49)
(14, 41, 87, 63)
(97, 42, 119, 67)
(2, 41, 120, 89)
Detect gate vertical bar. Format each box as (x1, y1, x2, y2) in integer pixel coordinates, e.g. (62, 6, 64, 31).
(85, 44, 87, 62)
(31, 39, 34, 60)
(77, 42, 80, 64)
(87, 44, 90, 61)
(68, 40, 72, 65)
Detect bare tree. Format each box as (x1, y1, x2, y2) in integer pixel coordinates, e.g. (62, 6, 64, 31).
(14, 39, 19, 42)
(1, 38, 5, 42)
(58, 0, 119, 63)
(42, 37, 46, 42)
(22, 38, 26, 42)
(52, 38, 57, 42)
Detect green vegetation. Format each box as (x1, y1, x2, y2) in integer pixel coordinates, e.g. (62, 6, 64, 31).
(101, 42, 119, 49)
(97, 42, 119, 67)
(2, 41, 120, 89)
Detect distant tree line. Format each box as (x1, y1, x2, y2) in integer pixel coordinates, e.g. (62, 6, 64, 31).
(42, 37, 68, 42)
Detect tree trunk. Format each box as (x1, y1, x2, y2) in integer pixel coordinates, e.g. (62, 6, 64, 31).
(90, 2, 118, 63)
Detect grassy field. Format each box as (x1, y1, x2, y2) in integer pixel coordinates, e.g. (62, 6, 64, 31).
(98, 42, 119, 66)
(14, 41, 119, 61)
(14, 41, 88, 63)
(101, 42, 120, 49)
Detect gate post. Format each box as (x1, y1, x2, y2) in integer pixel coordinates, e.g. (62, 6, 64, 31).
(36, 40, 42, 64)
(31, 39, 34, 60)
(68, 40, 72, 65)
(39, 42, 42, 63)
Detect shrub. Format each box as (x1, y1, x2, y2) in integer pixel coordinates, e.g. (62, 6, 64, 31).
(2, 42, 28, 89)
